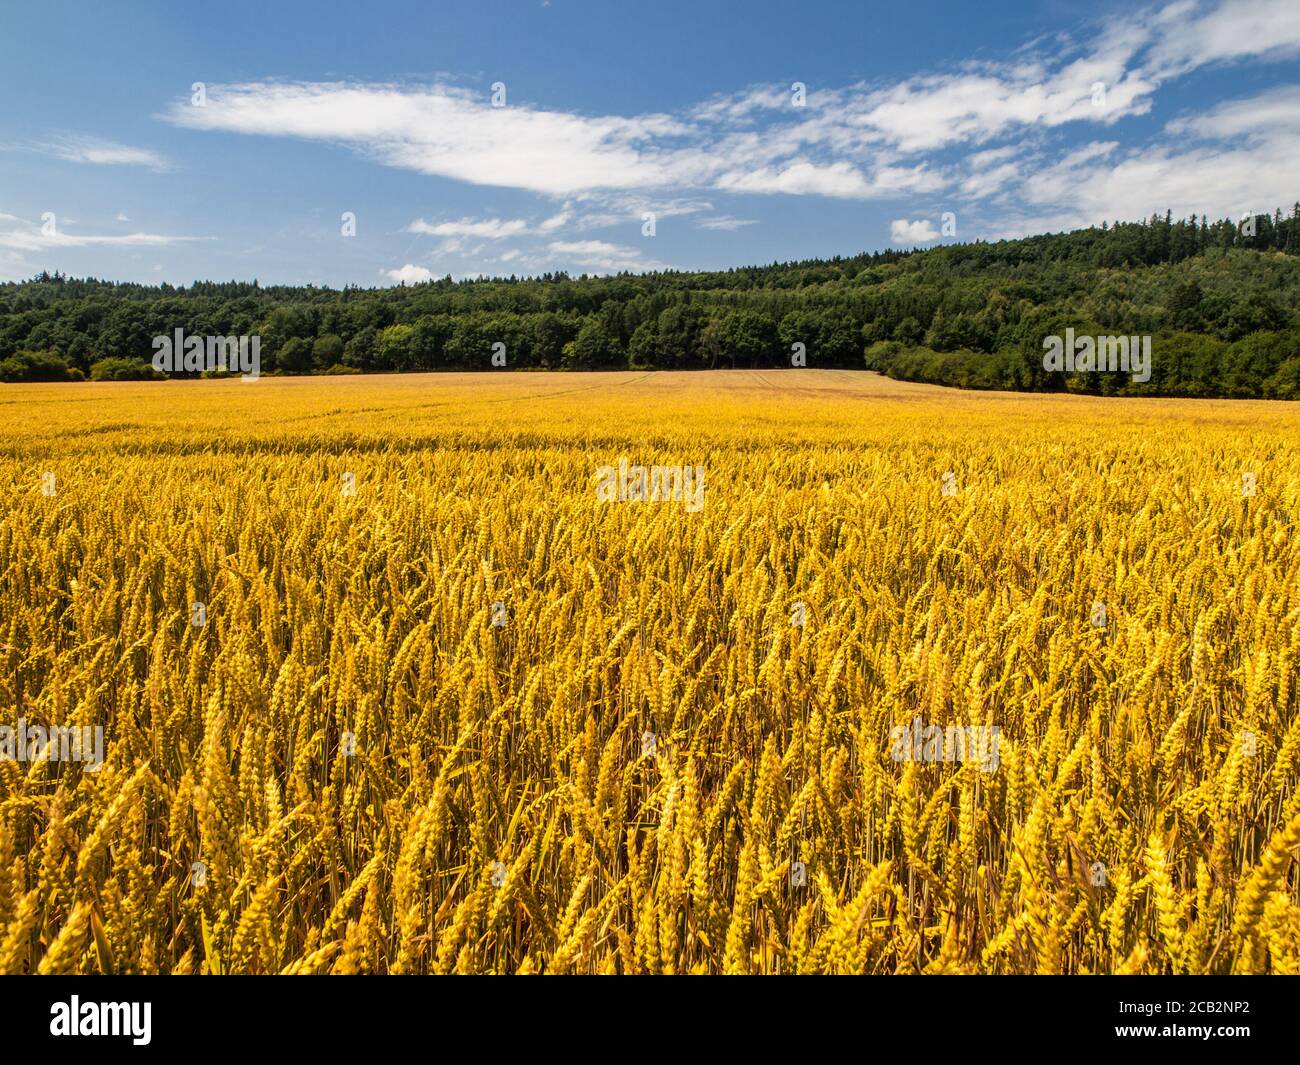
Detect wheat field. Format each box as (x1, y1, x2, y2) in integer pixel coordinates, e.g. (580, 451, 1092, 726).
(1, 369, 1298, 974)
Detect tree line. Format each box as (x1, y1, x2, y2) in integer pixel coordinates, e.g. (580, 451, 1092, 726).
(2, 206, 1299, 398)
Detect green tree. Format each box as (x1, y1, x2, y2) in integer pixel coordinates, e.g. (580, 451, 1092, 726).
(312, 333, 344, 371)
(277, 337, 314, 374)
(89, 356, 165, 380)
(894, 317, 925, 345)
(627, 321, 658, 369)
(567, 317, 622, 368)
(374, 324, 416, 371)
(0, 349, 79, 382)
(713, 309, 778, 368)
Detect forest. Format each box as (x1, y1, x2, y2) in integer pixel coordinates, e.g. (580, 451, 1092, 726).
(3, 206, 1299, 398)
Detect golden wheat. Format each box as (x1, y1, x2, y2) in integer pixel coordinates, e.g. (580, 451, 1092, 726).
(0, 369, 1298, 974)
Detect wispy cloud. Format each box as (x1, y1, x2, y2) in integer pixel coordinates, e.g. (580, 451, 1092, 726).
(0, 213, 199, 252)
(697, 215, 758, 231)
(407, 217, 530, 239)
(160, 80, 921, 200)
(165, 81, 695, 196)
(546, 239, 668, 273)
(30, 133, 172, 171)
(987, 80, 1300, 238)
(157, 0, 1300, 236)
(1146, 0, 1300, 77)
(1166, 83, 1300, 138)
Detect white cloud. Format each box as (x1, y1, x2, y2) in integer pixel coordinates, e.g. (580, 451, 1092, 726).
(1147, 0, 1300, 77)
(407, 217, 529, 239)
(1166, 84, 1300, 138)
(889, 218, 940, 244)
(165, 81, 699, 197)
(562, 195, 713, 230)
(37, 133, 170, 171)
(960, 160, 1022, 199)
(384, 263, 435, 284)
(968, 146, 1021, 169)
(715, 160, 879, 198)
(155, 36, 1164, 205)
(845, 69, 1152, 155)
(546, 239, 667, 273)
(143, 0, 1300, 253)
(985, 79, 1300, 238)
(697, 215, 758, 230)
(116, 210, 130, 222)
(160, 79, 962, 200)
(538, 209, 571, 231)
(0, 215, 198, 252)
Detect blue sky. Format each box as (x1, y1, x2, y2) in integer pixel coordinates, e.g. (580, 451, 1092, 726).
(1, 0, 1298, 286)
